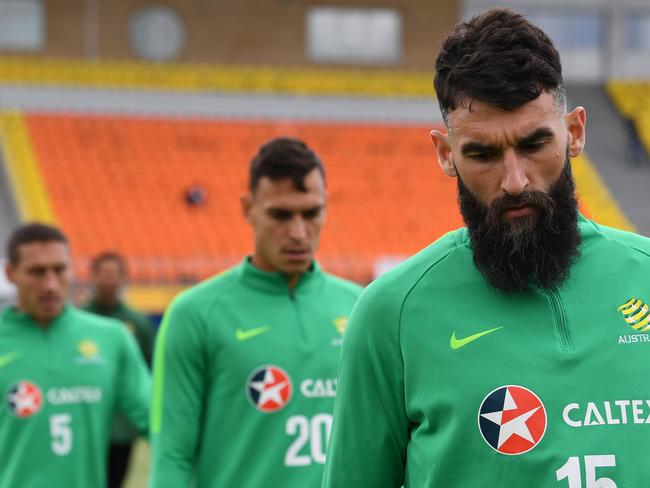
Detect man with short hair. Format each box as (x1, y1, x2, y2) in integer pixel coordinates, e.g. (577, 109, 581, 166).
(0, 223, 150, 487)
(85, 251, 154, 488)
(323, 8, 650, 487)
(150, 137, 362, 487)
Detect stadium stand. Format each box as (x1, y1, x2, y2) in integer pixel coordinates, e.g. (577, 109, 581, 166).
(608, 80, 650, 155)
(19, 113, 461, 284)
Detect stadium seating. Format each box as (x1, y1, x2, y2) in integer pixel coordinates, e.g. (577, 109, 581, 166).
(607, 80, 650, 154)
(24, 113, 461, 283)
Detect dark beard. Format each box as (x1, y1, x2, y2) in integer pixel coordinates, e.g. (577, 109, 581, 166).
(458, 159, 581, 294)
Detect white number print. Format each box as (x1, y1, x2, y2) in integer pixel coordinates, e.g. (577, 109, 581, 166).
(284, 414, 332, 467)
(50, 414, 73, 456)
(556, 455, 617, 488)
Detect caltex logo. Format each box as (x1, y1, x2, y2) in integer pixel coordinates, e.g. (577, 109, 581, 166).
(478, 385, 547, 455)
(6, 380, 43, 418)
(246, 365, 292, 413)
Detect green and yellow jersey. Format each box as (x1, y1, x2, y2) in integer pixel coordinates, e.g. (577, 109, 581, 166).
(85, 299, 154, 443)
(323, 216, 650, 487)
(150, 258, 362, 487)
(0, 305, 150, 488)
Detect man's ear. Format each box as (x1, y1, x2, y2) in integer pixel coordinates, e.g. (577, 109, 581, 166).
(241, 193, 253, 223)
(430, 129, 457, 177)
(566, 106, 586, 158)
(5, 262, 15, 285)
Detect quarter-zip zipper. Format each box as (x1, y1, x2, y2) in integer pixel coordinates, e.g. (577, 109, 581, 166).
(288, 285, 309, 348)
(545, 287, 573, 352)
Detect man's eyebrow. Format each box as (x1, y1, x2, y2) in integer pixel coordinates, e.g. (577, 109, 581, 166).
(460, 141, 499, 156)
(517, 127, 554, 146)
(267, 205, 323, 213)
(460, 127, 555, 155)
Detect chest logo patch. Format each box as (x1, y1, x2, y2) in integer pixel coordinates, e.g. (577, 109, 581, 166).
(478, 385, 547, 455)
(78, 340, 99, 358)
(6, 380, 43, 418)
(246, 365, 292, 413)
(618, 298, 650, 332)
(333, 317, 348, 336)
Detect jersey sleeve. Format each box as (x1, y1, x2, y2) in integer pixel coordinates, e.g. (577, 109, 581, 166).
(115, 323, 151, 437)
(322, 281, 409, 487)
(149, 294, 207, 488)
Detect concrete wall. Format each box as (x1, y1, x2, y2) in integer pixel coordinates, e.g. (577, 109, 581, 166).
(16, 0, 458, 69)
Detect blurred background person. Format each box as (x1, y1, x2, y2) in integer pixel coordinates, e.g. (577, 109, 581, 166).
(0, 223, 150, 488)
(85, 251, 154, 488)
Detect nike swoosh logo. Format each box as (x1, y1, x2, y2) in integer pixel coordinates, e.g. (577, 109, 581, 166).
(236, 326, 271, 342)
(0, 351, 21, 368)
(450, 327, 503, 350)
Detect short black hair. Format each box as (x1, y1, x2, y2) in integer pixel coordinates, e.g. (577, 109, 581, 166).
(249, 137, 325, 193)
(7, 222, 68, 265)
(90, 251, 127, 276)
(434, 7, 565, 125)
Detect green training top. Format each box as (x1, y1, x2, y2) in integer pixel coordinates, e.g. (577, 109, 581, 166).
(0, 305, 150, 488)
(323, 216, 650, 487)
(85, 298, 154, 443)
(85, 299, 154, 366)
(150, 258, 362, 487)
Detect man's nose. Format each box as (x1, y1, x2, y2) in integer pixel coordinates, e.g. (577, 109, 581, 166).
(42, 270, 60, 290)
(288, 216, 307, 240)
(501, 149, 529, 195)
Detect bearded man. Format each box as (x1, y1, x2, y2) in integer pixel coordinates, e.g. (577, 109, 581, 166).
(323, 7, 650, 488)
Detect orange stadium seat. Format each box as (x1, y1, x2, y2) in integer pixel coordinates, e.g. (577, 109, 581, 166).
(25, 114, 462, 284)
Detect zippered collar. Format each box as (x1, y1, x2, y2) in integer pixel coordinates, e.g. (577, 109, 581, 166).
(235, 257, 322, 296)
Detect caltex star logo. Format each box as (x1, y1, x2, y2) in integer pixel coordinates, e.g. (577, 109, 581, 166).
(246, 365, 293, 413)
(478, 385, 547, 455)
(6, 380, 43, 418)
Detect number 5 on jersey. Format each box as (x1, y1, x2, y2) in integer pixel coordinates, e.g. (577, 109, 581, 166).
(50, 414, 73, 456)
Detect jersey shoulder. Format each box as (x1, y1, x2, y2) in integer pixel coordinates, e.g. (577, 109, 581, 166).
(583, 219, 650, 258)
(368, 227, 470, 299)
(163, 265, 241, 330)
(172, 265, 238, 307)
(67, 307, 134, 351)
(69, 306, 125, 333)
(350, 228, 470, 329)
(319, 271, 364, 299)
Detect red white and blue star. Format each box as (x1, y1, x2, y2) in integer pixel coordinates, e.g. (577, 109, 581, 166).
(6, 380, 43, 418)
(478, 385, 547, 455)
(246, 365, 293, 413)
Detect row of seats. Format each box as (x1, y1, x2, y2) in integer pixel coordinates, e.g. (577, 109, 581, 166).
(607, 80, 650, 156)
(24, 113, 461, 284)
(0, 56, 432, 98)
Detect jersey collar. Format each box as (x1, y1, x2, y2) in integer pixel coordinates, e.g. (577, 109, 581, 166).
(236, 257, 321, 295)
